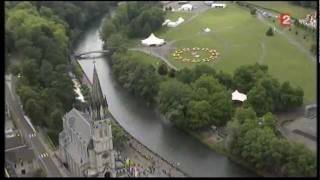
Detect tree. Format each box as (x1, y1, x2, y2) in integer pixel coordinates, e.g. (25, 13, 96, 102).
(266, 27, 274, 36)
(100, 18, 116, 41)
(39, 60, 53, 87)
(168, 68, 176, 78)
(216, 71, 233, 89)
(25, 98, 45, 126)
(279, 81, 303, 110)
(176, 68, 193, 83)
(142, 22, 152, 37)
(158, 62, 168, 75)
(247, 82, 273, 116)
(186, 100, 211, 129)
(234, 107, 257, 124)
(250, 8, 256, 15)
(49, 109, 63, 131)
(262, 112, 277, 133)
(233, 64, 265, 93)
(158, 79, 193, 128)
(111, 121, 128, 149)
(106, 33, 128, 53)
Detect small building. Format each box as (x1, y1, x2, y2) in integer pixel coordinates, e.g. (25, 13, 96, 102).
(5, 133, 40, 177)
(211, 3, 226, 8)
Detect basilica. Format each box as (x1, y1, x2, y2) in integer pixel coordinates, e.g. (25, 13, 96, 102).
(59, 64, 116, 177)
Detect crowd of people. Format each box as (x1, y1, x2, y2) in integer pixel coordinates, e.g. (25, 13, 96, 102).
(298, 11, 317, 29)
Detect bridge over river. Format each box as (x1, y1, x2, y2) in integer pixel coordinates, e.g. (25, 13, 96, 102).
(74, 50, 110, 59)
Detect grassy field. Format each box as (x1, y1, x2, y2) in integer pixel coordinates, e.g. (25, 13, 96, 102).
(128, 51, 162, 68)
(154, 3, 316, 103)
(246, 1, 315, 19)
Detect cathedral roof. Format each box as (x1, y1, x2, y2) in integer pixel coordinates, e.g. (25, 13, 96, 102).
(65, 108, 92, 144)
(63, 108, 92, 166)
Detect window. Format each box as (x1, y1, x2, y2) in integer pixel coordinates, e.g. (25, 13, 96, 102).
(21, 162, 23, 166)
(21, 169, 26, 175)
(14, 164, 16, 168)
(100, 129, 103, 138)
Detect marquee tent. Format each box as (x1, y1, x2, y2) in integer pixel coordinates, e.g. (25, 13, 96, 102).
(231, 90, 247, 102)
(141, 33, 165, 46)
(204, 27, 211, 32)
(162, 17, 185, 27)
(211, 3, 226, 8)
(179, 4, 193, 11)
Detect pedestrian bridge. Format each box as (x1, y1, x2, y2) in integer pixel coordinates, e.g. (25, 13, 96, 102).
(73, 50, 110, 59)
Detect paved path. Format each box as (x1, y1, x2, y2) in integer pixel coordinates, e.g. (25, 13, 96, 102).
(5, 74, 62, 177)
(129, 41, 178, 70)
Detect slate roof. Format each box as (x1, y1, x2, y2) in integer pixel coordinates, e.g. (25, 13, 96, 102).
(5, 135, 25, 150)
(63, 108, 92, 165)
(6, 147, 35, 163)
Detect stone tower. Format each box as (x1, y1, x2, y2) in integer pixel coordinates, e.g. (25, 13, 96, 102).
(86, 63, 116, 177)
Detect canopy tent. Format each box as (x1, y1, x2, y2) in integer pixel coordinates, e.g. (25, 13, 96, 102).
(141, 33, 165, 46)
(204, 27, 211, 32)
(211, 3, 226, 8)
(179, 4, 193, 11)
(232, 90, 247, 102)
(162, 17, 185, 27)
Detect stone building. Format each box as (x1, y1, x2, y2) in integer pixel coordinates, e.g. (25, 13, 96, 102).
(5, 131, 40, 177)
(59, 64, 116, 177)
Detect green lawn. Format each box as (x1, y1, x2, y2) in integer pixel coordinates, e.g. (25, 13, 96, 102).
(246, 1, 315, 19)
(263, 17, 316, 51)
(154, 3, 316, 103)
(128, 51, 162, 68)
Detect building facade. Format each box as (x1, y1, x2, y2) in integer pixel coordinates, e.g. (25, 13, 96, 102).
(59, 64, 116, 177)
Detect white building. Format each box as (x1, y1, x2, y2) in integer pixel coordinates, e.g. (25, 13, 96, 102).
(5, 131, 40, 177)
(59, 64, 116, 177)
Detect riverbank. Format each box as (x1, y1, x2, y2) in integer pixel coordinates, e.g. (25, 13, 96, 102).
(185, 129, 276, 177)
(109, 113, 189, 177)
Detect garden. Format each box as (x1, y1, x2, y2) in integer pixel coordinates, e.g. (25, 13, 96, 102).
(172, 47, 219, 63)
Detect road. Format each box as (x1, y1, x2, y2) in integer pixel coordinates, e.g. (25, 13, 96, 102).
(5, 75, 62, 177)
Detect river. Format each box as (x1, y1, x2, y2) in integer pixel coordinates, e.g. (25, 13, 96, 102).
(74, 19, 256, 177)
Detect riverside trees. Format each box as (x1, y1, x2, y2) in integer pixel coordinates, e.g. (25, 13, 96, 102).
(226, 107, 316, 177)
(5, 1, 115, 144)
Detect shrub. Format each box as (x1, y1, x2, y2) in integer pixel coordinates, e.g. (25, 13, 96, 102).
(266, 27, 274, 36)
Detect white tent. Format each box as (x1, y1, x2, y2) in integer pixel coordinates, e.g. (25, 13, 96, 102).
(163, 17, 185, 27)
(232, 90, 247, 102)
(141, 33, 165, 46)
(179, 4, 193, 11)
(162, 19, 171, 26)
(211, 3, 226, 8)
(204, 27, 211, 32)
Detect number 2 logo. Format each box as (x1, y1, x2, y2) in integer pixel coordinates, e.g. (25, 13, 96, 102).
(279, 13, 291, 27)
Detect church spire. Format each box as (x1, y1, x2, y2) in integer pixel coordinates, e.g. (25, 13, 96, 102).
(92, 62, 104, 104)
(89, 61, 108, 121)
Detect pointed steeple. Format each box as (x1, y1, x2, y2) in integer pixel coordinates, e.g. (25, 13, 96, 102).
(89, 61, 109, 121)
(92, 62, 104, 104)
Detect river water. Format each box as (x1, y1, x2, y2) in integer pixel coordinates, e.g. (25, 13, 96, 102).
(74, 19, 256, 177)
